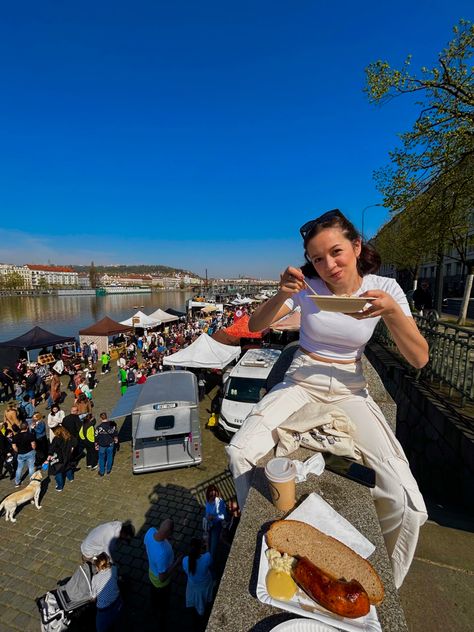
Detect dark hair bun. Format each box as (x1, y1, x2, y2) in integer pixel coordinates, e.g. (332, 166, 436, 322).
(358, 243, 381, 276)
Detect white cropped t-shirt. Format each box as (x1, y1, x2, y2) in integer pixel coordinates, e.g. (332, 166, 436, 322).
(284, 274, 412, 361)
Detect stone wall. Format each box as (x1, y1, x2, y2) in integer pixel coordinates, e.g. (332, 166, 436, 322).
(365, 342, 474, 512)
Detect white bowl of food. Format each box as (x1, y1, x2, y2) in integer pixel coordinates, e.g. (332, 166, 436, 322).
(307, 295, 375, 313)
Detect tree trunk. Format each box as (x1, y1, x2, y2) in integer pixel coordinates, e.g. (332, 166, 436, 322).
(458, 268, 474, 325)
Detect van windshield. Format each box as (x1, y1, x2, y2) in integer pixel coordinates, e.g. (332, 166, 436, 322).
(225, 377, 266, 404)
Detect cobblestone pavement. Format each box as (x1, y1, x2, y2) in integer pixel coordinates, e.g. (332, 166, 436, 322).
(0, 369, 233, 631)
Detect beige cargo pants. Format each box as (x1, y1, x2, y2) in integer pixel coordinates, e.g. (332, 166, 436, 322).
(226, 350, 428, 587)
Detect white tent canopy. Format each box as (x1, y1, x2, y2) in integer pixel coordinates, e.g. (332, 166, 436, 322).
(148, 308, 179, 323)
(230, 293, 254, 305)
(120, 310, 161, 328)
(163, 333, 241, 369)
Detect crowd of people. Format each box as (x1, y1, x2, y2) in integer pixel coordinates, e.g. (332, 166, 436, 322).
(0, 308, 246, 630)
(107, 311, 235, 397)
(0, 309, 240, 486)
(0, 342, 120, 487)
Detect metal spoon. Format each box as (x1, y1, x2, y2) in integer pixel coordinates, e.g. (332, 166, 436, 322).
(302, 278, 319, 297)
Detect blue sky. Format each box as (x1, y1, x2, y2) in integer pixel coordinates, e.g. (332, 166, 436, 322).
(0, 1, 471, 278)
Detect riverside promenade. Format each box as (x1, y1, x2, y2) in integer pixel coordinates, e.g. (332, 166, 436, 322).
(0, 361, 473, 631)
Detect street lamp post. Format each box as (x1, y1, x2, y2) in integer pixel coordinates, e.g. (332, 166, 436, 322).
(361, 203, 383, 239)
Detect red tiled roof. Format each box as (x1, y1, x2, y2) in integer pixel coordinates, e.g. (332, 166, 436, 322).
(26, 264, 75, 273)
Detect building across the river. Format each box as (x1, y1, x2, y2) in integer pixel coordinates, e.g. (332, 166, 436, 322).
(0, 263, 33, 288)
(26, 264, 79, 287)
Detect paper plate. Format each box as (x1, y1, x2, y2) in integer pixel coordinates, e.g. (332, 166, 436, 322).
(271, 619, 340, 631)
(308, 295, 375, 313)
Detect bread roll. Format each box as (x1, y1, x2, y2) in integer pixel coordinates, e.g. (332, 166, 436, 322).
(266, 519, 384, 605)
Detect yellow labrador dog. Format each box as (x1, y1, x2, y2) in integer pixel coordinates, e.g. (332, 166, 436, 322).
(0, 470, 43, 522)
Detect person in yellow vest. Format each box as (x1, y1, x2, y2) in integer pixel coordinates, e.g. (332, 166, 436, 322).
(79, 413, 97, 470)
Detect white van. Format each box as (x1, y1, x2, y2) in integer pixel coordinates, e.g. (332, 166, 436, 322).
(218, 347, 281, 436)
(109, 371, 202, 473)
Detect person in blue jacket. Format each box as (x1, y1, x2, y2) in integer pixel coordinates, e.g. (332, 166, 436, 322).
(204, 484, 227, 563)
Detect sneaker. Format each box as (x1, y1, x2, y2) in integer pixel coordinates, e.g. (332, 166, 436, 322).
(15, 483, 21, 488)
(91, 465, 98, 471)
(56, 487, 63, 492)
(98, 472, 104, 477)
(86, 465, 92, 469)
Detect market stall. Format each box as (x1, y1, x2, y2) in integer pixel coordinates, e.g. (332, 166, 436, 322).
(119, 310, 161, 329)
(163, 333, 241, 369)
(164, 307, 186, 318)
(225, 313, 265, 339)
(147, 308, 179, 323)
(0, 326, 75, 367)
(78, 316, 133, 356)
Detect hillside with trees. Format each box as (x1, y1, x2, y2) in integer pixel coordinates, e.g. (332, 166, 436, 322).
(71, 264, 201, 277)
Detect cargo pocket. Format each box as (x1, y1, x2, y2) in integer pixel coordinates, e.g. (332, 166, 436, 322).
(385, 455, 428, 586)
(386, 455, 427, 513)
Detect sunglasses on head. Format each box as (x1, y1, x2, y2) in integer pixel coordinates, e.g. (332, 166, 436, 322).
(299, 209, 344, 239)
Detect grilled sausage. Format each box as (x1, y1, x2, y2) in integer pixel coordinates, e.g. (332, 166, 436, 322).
(292, 557, 370, 619)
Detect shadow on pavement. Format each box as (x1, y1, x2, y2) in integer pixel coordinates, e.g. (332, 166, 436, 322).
(112, 471, 236, 632)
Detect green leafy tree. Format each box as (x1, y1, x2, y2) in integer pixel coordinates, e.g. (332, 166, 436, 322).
(2, 272, 25, 289)
(38, 277, 49, 290)
(366, 19, 474, 204)
(365, 20, 474, 313)
(373, 203, 432, 286)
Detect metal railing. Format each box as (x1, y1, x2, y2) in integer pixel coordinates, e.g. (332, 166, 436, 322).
(373, 314, 474, 407)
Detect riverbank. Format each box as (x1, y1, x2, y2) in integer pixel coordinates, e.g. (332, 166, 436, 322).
(0, 290, 194, 341)
(0, 287, 191, 298)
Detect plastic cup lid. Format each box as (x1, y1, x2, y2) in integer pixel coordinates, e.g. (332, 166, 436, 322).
(264, 457, 296, 483)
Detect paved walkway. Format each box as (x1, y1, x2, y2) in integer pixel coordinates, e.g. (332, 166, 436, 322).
(0, 369, 232, 631)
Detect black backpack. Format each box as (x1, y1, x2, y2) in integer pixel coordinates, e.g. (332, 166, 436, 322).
(17, 403, 27, 423)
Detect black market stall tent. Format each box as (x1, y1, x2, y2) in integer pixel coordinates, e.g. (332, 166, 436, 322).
(164, 307, 186, 318)
(0, 326, 76, 367)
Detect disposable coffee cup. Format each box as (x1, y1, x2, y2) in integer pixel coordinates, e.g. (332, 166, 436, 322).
(264, 457, 296, 512)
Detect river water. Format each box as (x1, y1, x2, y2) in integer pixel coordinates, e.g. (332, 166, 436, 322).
(0, 291, 195, 342)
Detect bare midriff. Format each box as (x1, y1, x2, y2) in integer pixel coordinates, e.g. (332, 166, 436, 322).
(299, 347, 358, 365)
